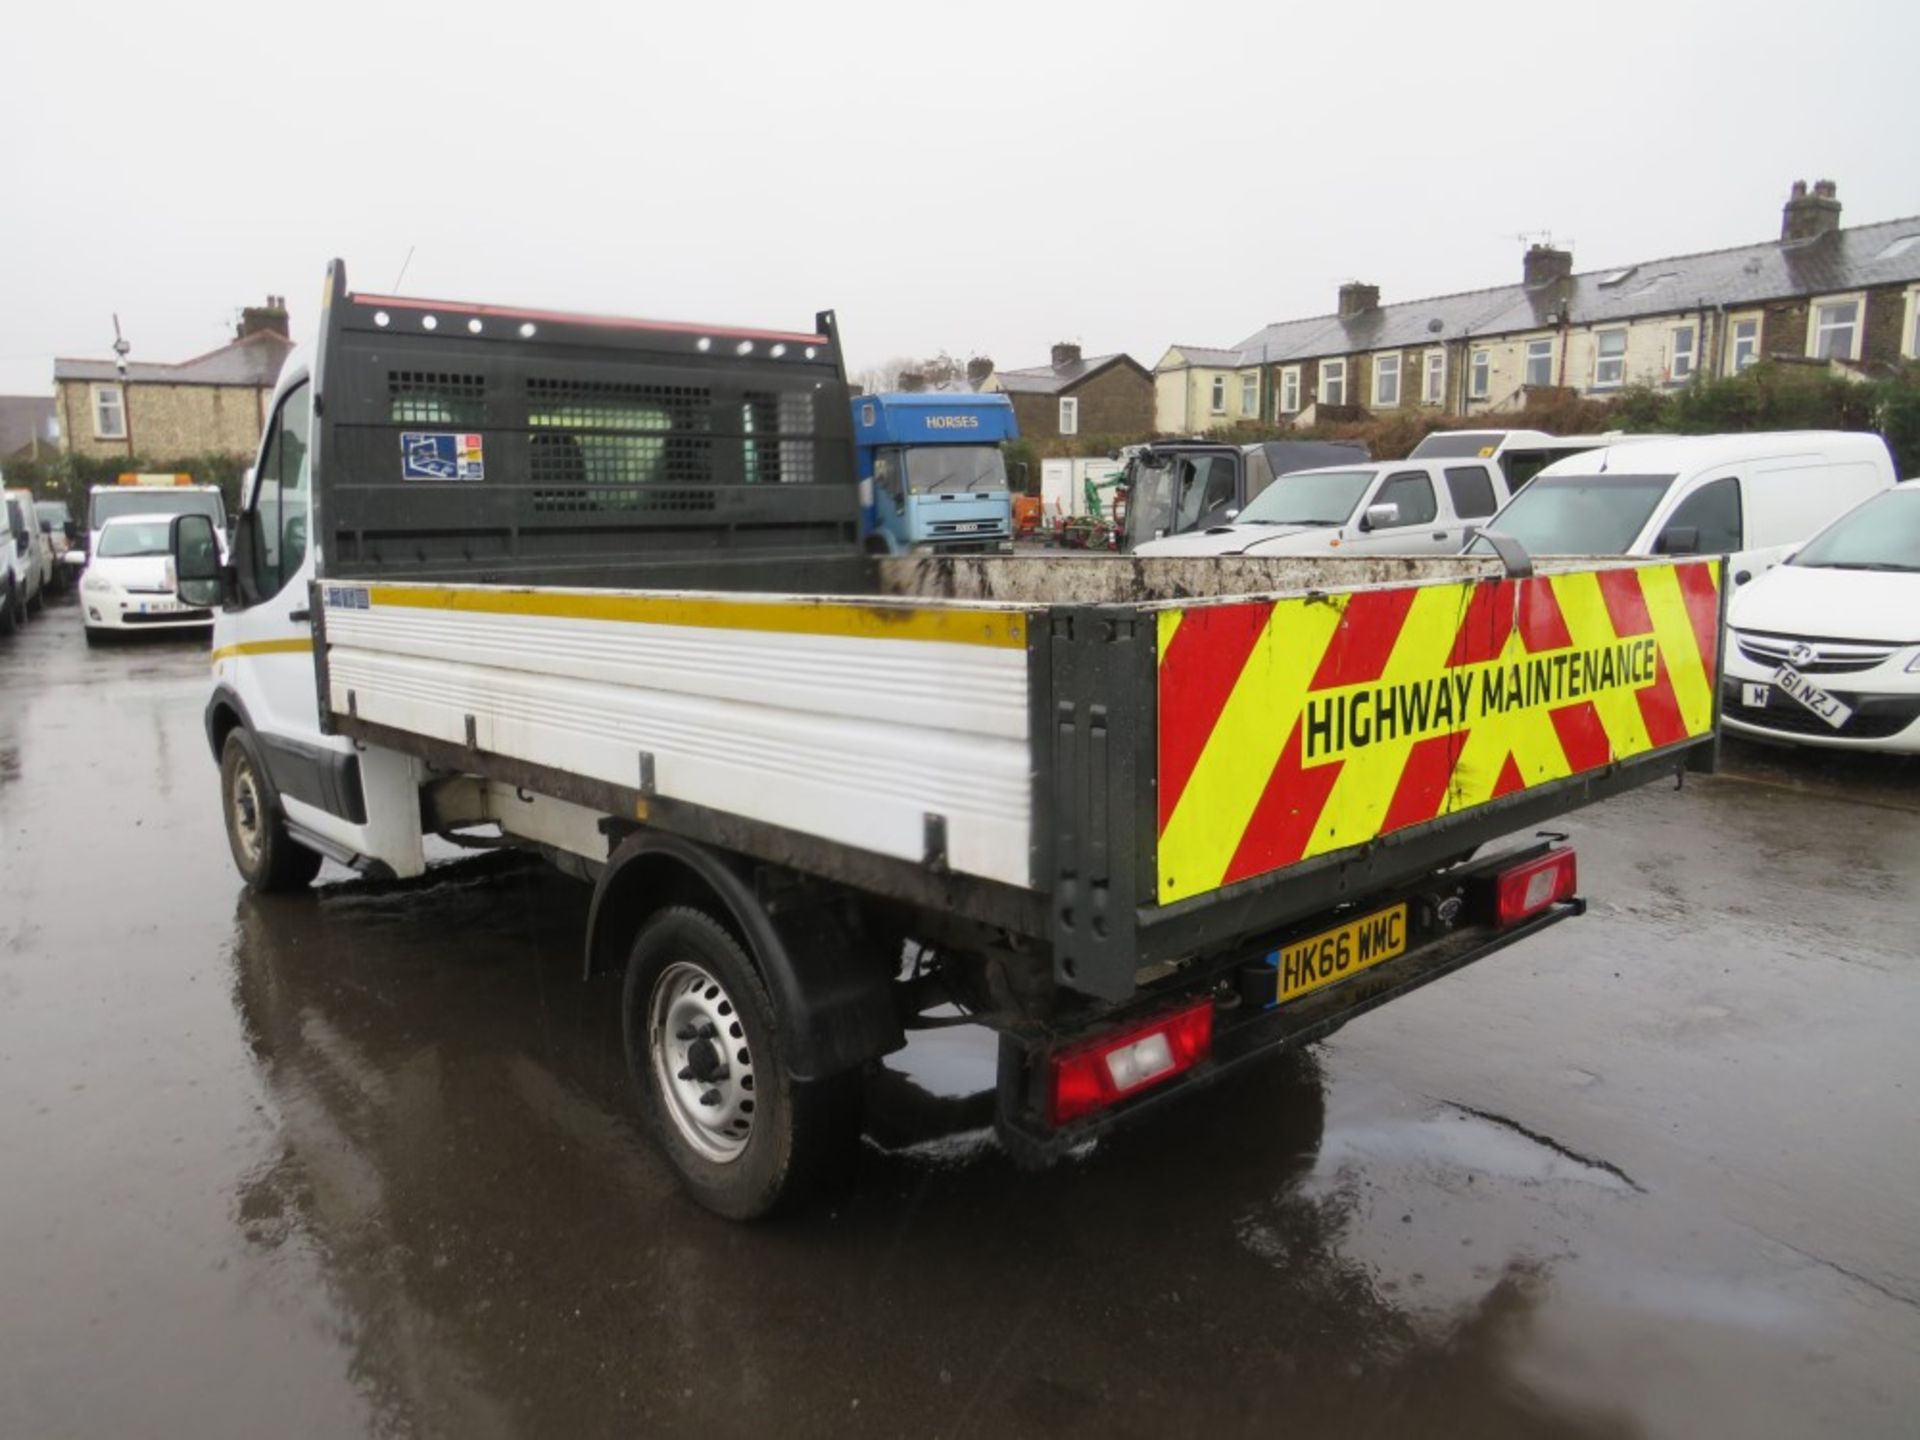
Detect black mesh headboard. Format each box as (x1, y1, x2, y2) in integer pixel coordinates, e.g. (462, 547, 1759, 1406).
(311, 261, 871, 594)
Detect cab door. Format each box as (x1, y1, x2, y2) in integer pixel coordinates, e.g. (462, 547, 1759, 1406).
(1342, 468, 1454, 553)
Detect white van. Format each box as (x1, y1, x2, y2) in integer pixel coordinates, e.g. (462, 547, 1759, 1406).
(1473, 432, 1896, 587)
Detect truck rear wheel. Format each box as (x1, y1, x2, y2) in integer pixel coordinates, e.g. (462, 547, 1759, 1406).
(220, 730, 324, 892)
(622, 906, 861, 1220)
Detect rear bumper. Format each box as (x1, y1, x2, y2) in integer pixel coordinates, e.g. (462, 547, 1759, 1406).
(995, 899, 1581, 1165)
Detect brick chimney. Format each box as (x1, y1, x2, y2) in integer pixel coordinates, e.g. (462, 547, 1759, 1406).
(1337, 282, 1380, 318)
(237, 294, 290, 340)
(1051, 342, 1082, 369)
(898, 371, 927, 393)
(1522, 245, 1573, 288)
(966, 356, 993, 387)
(1781, 179, 1842, 242)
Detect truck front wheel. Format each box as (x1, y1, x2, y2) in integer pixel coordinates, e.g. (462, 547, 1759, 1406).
(622, 906, 861, 1220)
(220, 730, 323, 892)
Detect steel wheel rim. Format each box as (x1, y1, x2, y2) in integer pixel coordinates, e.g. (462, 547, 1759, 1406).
(649, 960, 756, 1163)
(231, 763, 265, 867)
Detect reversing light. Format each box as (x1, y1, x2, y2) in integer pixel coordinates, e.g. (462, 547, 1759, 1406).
(421, 314, 438, 331)
(1047, 997, 1214, 1127)
(1493, 849, 1578, 927)
(372, 310, 390, 328)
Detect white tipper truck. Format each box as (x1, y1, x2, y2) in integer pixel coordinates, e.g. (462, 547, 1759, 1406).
(173, 261, 1725, 1218)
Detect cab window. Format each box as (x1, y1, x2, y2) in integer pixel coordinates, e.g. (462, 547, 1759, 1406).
(1443, 464, 1499, 519)
(1372, 471, 1438, 528)
(249, 383, 312, 600)
(1658, 476, 1742, 554)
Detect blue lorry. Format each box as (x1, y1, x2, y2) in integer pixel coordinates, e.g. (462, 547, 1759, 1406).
(850, 392, 1017, 555)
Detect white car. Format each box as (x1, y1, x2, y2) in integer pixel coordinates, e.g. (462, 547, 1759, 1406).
(1132, 457, 1509, 558)
(1722, 480, 1920, 753)
(80, 514, 216, 644)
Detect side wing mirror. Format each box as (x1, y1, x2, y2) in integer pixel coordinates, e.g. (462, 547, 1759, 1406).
(170, 513, 227, 609)
(1360, 501, 1401, 532)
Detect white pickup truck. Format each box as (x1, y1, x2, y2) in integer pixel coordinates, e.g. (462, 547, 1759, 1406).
(173, 262, 1726, 1218)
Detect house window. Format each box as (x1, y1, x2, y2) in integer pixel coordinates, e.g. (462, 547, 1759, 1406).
(1731, 317, 1761, 372)
(1671, 325, 1697, 381)
(1058, 396, 1079, 436)
(1905, 288, 1920, 360)
(1593, 329, 1627, 389)
(1372, 353, 1401, 408)
(1469, 349, 1490, 400)
(1278, 366, 1301, 416)
(1810, 297, 1862, 361)
(1422, 350, 1445, 405)
(1524, 339, 1554, 388)
(1319, 358, 1346, 407)
(92, 384, 126, 440)
(1209, 376, 1226, 414)
(1240, 373, 1258, 417)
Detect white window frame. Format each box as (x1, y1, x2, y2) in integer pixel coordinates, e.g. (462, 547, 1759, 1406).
(1592, 328, 1628, 389)
(1278, 366, 1301, 416)
(1729, 313, 1762, 373)
(1808, 293, 1866, 362)
(1371, 353, 1401, 408)
(1240, 373, 1258, 417)
(1523, 338, 1554, 388)
(1058, 396, 1079, 435)
(1422, 350, 1445, 405)
(1468, 348, 1490, 400)
(1209, 375, 1226, 414)
(92, 383, 127, 440)
(1319, 358, 1346, 407)
(1903, 287, 1920, 361)
(1669, 324, 1697, 382)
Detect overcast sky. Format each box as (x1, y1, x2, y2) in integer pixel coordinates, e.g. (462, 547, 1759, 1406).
(3, 0, 1914, 395)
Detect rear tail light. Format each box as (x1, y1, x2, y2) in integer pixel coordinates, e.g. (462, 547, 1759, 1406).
(1047, 997, 1214, 1127)
(1494, 848, 1578, 926)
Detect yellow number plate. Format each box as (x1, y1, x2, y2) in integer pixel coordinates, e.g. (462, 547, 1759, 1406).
(1274, 903, 1409, 1006)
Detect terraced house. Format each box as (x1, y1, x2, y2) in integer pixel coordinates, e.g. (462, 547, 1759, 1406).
(1156, 181, 1920, 433)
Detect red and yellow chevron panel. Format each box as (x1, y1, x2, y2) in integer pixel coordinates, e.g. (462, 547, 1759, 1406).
(1155, 561, 1721, 904)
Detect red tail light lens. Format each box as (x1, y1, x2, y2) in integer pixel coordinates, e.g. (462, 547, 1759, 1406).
(1047, 998, 1214, 1127)
(1494, 848, 1578, 926)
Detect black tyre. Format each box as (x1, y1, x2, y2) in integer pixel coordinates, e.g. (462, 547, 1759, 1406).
(0, 582, 17, 636)
(622, 906, 862, 1220)
(83, 627, 104, 648)
(219, 729, 323, 892)
(26, 585, 43, 615)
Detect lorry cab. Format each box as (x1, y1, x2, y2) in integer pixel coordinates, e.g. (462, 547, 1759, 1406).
(850, 392, 1017, 555)
(1120, 440, 1370, 551)
(86, 475, 228, 565)
(1476, 431, 1897, 586)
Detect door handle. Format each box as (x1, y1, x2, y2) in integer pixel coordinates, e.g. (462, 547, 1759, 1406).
(287, 607, 311, 623)
(1431, 531, 1448, 540)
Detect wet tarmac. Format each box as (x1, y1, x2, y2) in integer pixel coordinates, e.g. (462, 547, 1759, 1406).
(3, 595, 1917, 1439)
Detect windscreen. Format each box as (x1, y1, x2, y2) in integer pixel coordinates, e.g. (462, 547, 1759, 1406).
(91, 489, 226, 532)
(1792, 487, 1920, 571)
(37, 501, 71, 526)
(97, 520, 174, 557)
(903, 445, 1007, 494)
(1473, 472, 1675, 556)
(1237, 469, 1376, 526)
(1409, 432, 1500, 459)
